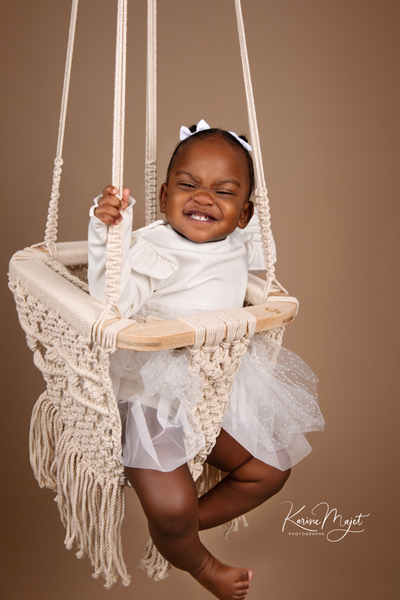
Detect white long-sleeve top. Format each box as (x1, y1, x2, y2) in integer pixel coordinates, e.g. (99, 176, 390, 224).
(88, 198, 275, 320)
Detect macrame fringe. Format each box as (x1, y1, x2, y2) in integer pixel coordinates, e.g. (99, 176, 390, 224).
(138, 539, 171, 581)
(196, 462, 225, 496)
(29, 392, 130, 589)
(222, 515, 249, 539)
(30, 391, 63, 490)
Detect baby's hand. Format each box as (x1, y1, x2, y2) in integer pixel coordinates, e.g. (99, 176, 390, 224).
(94, 185, 130, 225)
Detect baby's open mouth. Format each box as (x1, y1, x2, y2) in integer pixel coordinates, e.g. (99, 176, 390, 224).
(186, 211, 216, 222)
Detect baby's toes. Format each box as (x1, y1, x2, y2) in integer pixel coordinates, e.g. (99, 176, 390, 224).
(240, 569, 253, 582)
(233, 591, 250, 600)
(236, 580, 250, 591)
(234, 574, 252, 598)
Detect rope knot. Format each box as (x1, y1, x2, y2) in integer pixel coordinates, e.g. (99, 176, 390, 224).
(54, 157, 64, 169)
(255, 186, 268, 201)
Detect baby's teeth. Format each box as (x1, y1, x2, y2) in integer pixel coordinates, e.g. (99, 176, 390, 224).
(192, 214, 209, 221)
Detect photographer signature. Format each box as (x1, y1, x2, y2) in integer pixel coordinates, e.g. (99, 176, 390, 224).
(281, 501, 370, 542)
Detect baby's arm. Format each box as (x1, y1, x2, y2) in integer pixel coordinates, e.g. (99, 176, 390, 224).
(88, 186, 155, 317)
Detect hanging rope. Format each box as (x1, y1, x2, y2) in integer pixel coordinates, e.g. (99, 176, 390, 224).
(234, 0, 276, 298)
(44, 0, 79, 257)
(105, 0, 128, 308)
(112, 0, 127, 193)
(145, 0, 158, 225)
(42, 0, 127, 314)
(43, 0, 274, 305)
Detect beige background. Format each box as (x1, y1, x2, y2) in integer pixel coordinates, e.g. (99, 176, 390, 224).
(1, 1, 399, 599)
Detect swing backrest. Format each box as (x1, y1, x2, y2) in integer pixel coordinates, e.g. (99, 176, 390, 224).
(11, 0, 298, 353)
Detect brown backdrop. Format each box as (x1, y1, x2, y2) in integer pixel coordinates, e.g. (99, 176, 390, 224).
(1, 1, 399, 599)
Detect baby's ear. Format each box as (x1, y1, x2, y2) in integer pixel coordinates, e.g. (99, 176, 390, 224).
(237, 200, 254, 229)
(159, 183, 168, 213)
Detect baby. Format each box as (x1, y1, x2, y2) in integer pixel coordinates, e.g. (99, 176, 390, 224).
(88, 122, 324, 600)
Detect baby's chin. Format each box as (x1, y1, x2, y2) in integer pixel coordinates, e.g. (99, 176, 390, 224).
(169, 224, 229, 244)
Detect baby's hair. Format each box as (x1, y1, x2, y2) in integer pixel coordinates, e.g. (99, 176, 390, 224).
(166, 125, 255, 201)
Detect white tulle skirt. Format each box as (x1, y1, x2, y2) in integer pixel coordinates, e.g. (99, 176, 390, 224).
(109, 335, 324, 473)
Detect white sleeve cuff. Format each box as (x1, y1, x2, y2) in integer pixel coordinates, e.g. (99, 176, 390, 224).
(89, 195, 104, 224)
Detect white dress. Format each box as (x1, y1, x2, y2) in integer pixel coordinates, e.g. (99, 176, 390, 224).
(88, 199, 324, 472)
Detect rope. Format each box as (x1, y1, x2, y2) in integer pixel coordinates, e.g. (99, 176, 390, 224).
(105, 0, 128, 308)
(145, 0, 158, 225)
(234, 0, 276, 298)
(42, 0, 127, 311)
(112, 0, 127, 193)
(44, 0, 79, 256)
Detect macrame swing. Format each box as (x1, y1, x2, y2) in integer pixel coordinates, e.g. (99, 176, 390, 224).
(8, 0, 299, 589)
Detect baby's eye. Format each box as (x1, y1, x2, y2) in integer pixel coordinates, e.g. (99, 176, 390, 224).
(216, 189, 234, 196)
(179, 182, 196, 189)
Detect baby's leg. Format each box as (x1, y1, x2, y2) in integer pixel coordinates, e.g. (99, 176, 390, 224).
(126, 464, 252, 600)
(199, 429, 291, 531)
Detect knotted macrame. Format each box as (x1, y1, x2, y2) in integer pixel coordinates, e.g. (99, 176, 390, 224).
(9, 255, 130, 587)
(8, 0, 295, 588)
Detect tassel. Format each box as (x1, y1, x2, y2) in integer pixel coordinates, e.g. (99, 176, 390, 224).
(54, 429, 131, 588)
(222, 515, 249, 539)
(196, 462, 226, 496)
(29, 393, 130, 589)
(138, 539, 171, 581)
(29, 392, 63, 490)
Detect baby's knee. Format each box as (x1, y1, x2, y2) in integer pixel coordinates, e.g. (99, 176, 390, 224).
(126, 464, 198, 537)
(258, 463, 291, 499)
(149, 490, 196, 537)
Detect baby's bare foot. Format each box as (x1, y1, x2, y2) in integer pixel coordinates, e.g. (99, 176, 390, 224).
(191, 551, 253, 600)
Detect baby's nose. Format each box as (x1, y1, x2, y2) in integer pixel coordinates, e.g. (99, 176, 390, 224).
(193, 189, 214, 205)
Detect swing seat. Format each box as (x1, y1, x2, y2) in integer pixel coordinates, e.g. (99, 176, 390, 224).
(10, 241, 298, 351)
(9, 237, 297, 590)
(8, 0, 301, 588)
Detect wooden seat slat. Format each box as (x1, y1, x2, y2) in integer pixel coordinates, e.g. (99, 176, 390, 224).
(106, 300, 297, 351)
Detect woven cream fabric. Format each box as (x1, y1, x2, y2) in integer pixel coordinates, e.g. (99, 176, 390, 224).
(9, 247, 286, 586)
(9, 253, 129, 588)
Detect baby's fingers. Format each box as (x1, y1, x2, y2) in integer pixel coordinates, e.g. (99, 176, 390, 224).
(93, 185, 129, 224)
(94, 203, 123, 225)
(97, 193, 122, 209)
(102, 185, 119, 198)
(121, 187, 130, 209)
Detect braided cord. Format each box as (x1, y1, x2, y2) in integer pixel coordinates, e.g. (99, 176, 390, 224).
(234, 0, 276, 297)
(105, 0, 128, 308)
(145, 0, 158, 225)
(44, 0, 79, 256)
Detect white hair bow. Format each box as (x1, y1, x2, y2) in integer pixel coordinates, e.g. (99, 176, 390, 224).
(179, 119, 252, 152)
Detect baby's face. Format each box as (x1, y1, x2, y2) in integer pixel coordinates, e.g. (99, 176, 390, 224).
(159, 138, 253, 243)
